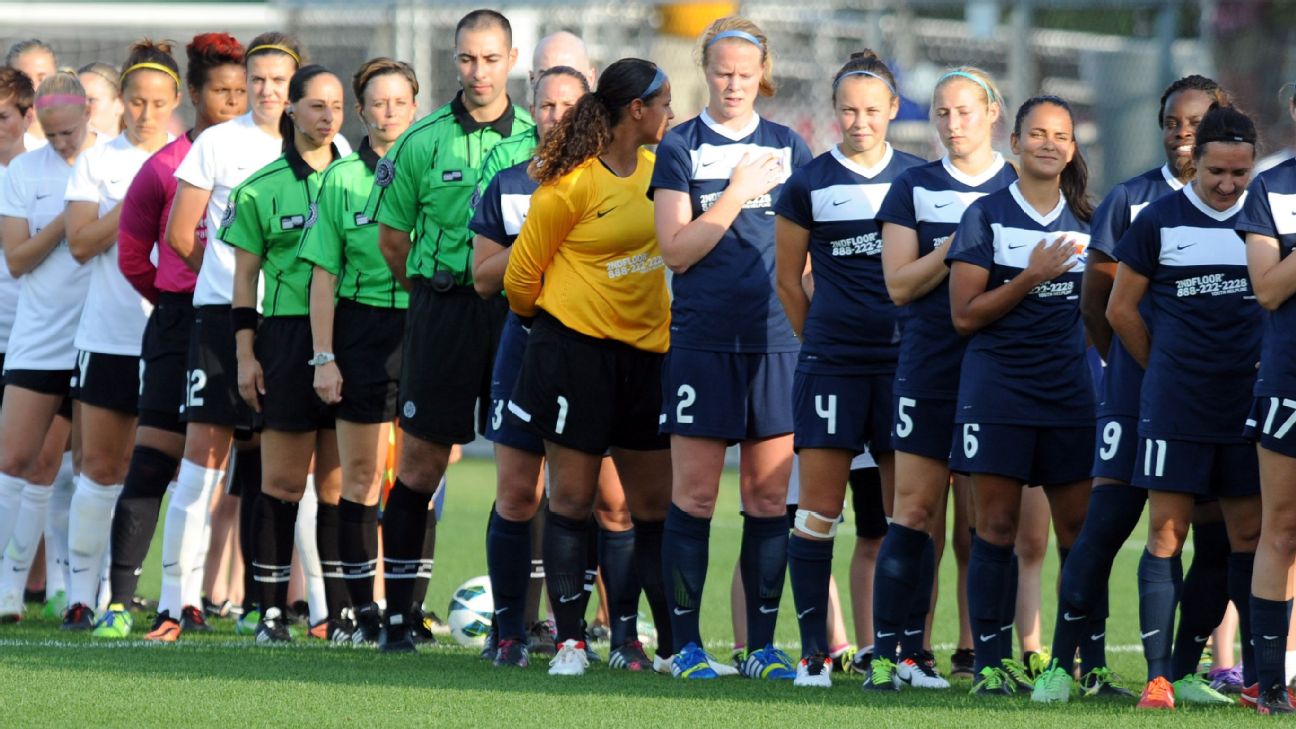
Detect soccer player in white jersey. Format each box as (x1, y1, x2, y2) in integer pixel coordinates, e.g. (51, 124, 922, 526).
(6, 39, 56, 148)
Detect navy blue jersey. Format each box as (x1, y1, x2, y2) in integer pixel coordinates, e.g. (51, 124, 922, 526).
(650, 111, 812, 353)
(1237, 158, 1296, 398)
(947, 182, 1093, 426)
(1091, 165, 1184, 418)
(773, 144, 925, 375)
(1115, 185, 1261, 442)
(468, 160, 537, 247)
(876, 155, 1017, 398)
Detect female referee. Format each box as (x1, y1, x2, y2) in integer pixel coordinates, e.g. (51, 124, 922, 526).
(654, 16, 811, 682)
(872, 66, 1016, 690)
(774, 50, 922, 688)
(227, 64, 345, 644)
(297, 57, 418, 645)
(504, 57, 674, 677)
(1106, 104, 1261, 710)
(946, 95, 1094, 699)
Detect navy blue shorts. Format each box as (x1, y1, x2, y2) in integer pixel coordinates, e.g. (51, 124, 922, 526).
(949, 422, 1093, 486)
(1132, 436, 1259, 497)
(1244, 396, 1296, 460)
(486, 314, 543, 455)
(890, 395, 955, 461)
(659, 349, 795, 442)
(1091, 415, 1138, 482)
(793, 371, 893, 454)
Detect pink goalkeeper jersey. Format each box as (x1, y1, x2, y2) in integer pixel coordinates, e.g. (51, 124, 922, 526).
(118, 133, 202, 302)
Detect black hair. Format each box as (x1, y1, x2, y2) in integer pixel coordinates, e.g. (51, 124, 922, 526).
(531, 58, 663, 184)
(831, 49, 896, 103)
(279, 64, 336, 150)
(1158, 74, 1228, 128)
(456, 9, 512, 47)
(1013, 95, 1093, 222)
(1192, 103, 1258, 159)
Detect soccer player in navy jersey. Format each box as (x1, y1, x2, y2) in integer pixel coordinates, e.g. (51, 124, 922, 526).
(773, 50, 923, 689)
(945, 95, 1094, 698)
(653, 16, 812, 681)
(873, 66, 1016, 688)
(1106, 104, 1262, 711)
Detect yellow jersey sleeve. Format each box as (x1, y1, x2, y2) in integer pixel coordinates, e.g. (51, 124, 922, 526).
(504, 170, 587, 317)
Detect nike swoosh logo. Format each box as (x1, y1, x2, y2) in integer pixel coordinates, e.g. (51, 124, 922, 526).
(1008, 243, 1027, 249)
(618, 615, 635, 623)
(979, 633, 997, 642)
(903, 629, 923, 636)
(495, 607, 509, 614)
(11, 566, 23, 572)
(596, 208, 615, 218)
(1177, 243, 1196, 250)
(1090, 633, 1106, 641)
(758, 605, 779, 614)
(35, 193, 49, 200)
(1193, 635, 1208, 644)
(700, 159, 718, 167)
(832, 199, 848, 206)
(108, 179, 123, 185)
(162, 562, 178, 569)
(71, 567, 90, 573)
(797, 608, 814, 619)
(877, 631, 895, 638)
(558, 594, 581, 604)
(1264, 635, 1281, 640)
(934, 201, 953, 209)
(1063, 612, 1085, 622)
(1140, 630, 1160, 639)
(673, 607, 694, 616)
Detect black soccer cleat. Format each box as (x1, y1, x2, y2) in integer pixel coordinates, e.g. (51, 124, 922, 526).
(380, 611, 417, 653)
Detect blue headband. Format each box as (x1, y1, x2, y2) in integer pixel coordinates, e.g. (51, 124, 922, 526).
(833, 70, 896, 97)
(640, 67, 668, 100)
(706, 29, 763, 49)
(937, 70, 996, 103)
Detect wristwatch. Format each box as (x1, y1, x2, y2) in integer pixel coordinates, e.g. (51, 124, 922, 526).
(308, 352, 336, 366)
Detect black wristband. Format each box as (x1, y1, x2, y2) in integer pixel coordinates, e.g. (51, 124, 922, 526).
(231, 307, 258, 333)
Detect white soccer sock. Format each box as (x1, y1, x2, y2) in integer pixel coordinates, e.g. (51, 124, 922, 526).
(44, 452, 74, 595)
(295, 482, 326, 625)
(66, 475, 123, 608)
(0, 472, 28, 552)
(158, 461, 222, 616)
(0, 483, 53, 601)
(182, 480, 212, 609)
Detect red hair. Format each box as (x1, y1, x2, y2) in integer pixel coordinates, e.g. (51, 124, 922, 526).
(186, 32, 244, 90)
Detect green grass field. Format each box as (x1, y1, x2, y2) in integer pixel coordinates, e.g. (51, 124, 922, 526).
(1, 458, 1267, 727)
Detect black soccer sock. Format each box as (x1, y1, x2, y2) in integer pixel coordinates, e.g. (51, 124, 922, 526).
(788, 534, 833, 657)
(1137, 549, 1182, 681)
(999, 551, 1019, 663)
(1049, 544, 1091, 674)
(411, 506, 436, 613)
(969, 535, 1014, 672)
(1228, 551, 1257, 686)
(1253, 596, 1292, 692)
(579, 516, 599, 623)
(381, 480, 431, 618)
(873, 522, 926, 661)
(741, 513, 788, 650)
(487, 508, 532, 641)
(662, 503, 710, 651)
(338, 498, 378, 607)
(632, 517, 672, 658)
(1080, 582, 1109, 675)
(108, 446, 177, 604)
(902, 532, 936, 658)
(526, 503, 546, 624)
(599, 527, 639, 647)
(315, 501, 348, 619)
(252, 493, 298, 611)
(543, 509, 589, 642)
(236, 447, 262, 614)
(1171, 520, 1230, 679)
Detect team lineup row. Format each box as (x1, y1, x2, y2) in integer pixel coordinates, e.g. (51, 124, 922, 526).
(0, 7, 1295, 714)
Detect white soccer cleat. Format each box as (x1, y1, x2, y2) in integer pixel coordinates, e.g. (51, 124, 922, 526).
(0, 590, 23, 622)
(548, 639, 590, 676)
(896, 654, 951, 689)
(793, 655, 833, 688)
(710, 655, 739, 677)
(653, 653, 674, 675)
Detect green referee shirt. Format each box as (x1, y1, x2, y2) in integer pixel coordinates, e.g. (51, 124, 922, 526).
(298, 138, 409, 309)
(363, 91, 535, 285)
(472, 128, 538, 205)
(220, 142, 340, 317)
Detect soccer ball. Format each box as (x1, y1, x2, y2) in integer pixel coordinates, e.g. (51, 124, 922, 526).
(447, 576, 494, 648)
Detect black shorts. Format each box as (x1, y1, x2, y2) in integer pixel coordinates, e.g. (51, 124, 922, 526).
(184, 304, 256, 432)
(256, 316, 335, 433)
(73, 351, 140, 415)
(3, 368, 74, 419)
(398, 281, 506, 444)
(507, 311, 668, 455)
(138, 293, 193, 433)
(335, 299, 404, 424)
(849, 466, 888, 539)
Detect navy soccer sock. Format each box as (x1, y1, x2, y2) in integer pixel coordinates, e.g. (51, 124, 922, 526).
(1137, 549, 1182, 681)
(486, 509, 532, 641)
(1252, 596, 1293, 693)
(969, 536, 1014, 672)
(599, 527, 640, 647)
(662, 504, 710, 651)
(1171, 520, 1230, 679)
(1228, 551, 1257, 687)
(542, 509, 589, 643)
(788, 534, 833, 657)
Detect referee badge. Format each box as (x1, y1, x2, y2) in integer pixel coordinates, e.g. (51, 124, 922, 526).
(221, 199, 236, 228)
(304, 202, 318, 229)
(375, 158, 395, 187)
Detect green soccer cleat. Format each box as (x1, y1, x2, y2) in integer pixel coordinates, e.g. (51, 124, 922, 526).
(971, 666, 1016, 696)
(41, 590, 67, 620)
(1172, 673, 1233, 705)
(1000, 658, 1035, 691)
(861, 657, 900, 691)
(91, 604, 133, 638)
(1030, 662, 1073, 703)
(1080, 667, 1136, 698)
(1025, 648, 1052, 679)
(235, 609, 261, 636)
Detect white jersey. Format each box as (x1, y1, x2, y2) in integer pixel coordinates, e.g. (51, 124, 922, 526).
(68, 132, 172, 356)
(0, 143, 93, 370)
(176, 113, 350, 306)
(23, 131, 46, 150)
(0, 137, 42, 352)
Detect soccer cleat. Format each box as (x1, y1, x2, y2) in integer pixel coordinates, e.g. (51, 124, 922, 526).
(794, 653, 833, 688)
(60, 602, 94, 631)
(351, 603, 382, 647)
(91, 603, 133, 638)
(41, 590, 67, 620)
(202, 597, 232, 618)
(380, 611, 416, 653)
(494, 638, 530, 668)
(1025, 648, 1052, 679)
(1257, 683, 1296, 715)
(708, 653, 739, 677)
(548, 638, 589, 676)
(479, 625, 499, 660)
(144, 611, 181, 642)
(255, 607, 292, 644)
(740, 644, 797, 680)
(1030, 662, 1074, 703)
(1000, 658, 1036, 691)
(862, 657, 901, 692)
(1172, 674, 1233, 705)
(897, 651, 951, 689)
(608, 640, 652, 672)
(950, 647, 976, 678)
(1079, 667, 1136, 698)
(653, 653, 674, 675)
(848, 648, 874, 675)
(287, 600, 311, 625)
(1207, 664, 1244, 695)
(309, 619, 329, 640)
(411, 611, 438, 645)
(971, 666, 1016, 696)
(1241, 683, 1296, 709)
(672, 642, 720, 680)
(588, 620, 611, 644)
(235, 609, 261, 637)
(527, 620, 556, 657)
(0, 591, 23, 623)
(423, 609, 451, 636)
(179, 605, 212, 633)
(830, 645, 856, 674)
(1136, 676, 1175, 710)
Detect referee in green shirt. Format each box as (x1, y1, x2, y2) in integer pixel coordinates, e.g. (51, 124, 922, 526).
(363, 9, 536, 651)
